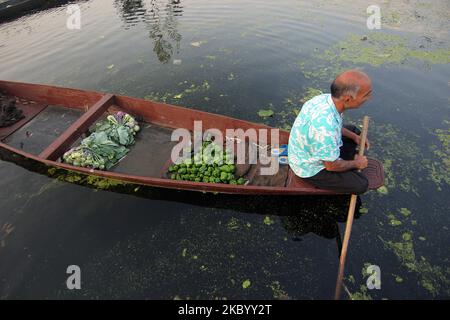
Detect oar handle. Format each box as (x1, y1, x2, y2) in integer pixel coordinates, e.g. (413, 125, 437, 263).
(357, 116, 370, 157)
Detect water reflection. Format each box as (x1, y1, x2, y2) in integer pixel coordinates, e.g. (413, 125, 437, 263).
(0, 145, 366, 260)
(114, 0, 183, 63)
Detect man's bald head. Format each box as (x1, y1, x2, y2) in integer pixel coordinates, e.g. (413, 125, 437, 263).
(330, 70, 372, 109)
(331, 70, 371, 98)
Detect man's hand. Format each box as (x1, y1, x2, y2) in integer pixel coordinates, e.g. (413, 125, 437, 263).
(354, 154, 368, 170)
(353, 135, 370, 151)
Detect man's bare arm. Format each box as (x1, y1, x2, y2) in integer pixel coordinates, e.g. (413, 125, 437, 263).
(342, 127, 358, 140)
(342, 127, 370, 150)
(323, 155, 368, 172)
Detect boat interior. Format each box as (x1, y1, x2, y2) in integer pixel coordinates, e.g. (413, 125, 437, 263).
(0, 81, 301, 188)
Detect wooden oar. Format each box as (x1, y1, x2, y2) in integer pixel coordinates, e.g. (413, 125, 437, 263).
(334, 116, 370, 300)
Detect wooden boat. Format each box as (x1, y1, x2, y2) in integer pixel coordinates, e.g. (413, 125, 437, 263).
(0, 0, 67, 21)
(0, 80, 384, 195)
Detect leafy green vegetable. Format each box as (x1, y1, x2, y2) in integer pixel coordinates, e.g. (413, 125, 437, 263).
(63, 112, 140, 170)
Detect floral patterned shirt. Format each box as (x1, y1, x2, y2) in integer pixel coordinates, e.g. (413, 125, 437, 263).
(288, 94, 343, 178)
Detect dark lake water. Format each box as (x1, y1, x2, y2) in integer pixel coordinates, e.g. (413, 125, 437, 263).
(0, 0, 449, 299)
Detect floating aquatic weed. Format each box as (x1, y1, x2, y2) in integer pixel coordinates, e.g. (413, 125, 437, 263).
(399, 208, 412, 217)
(368, 121, 423, 195)
(347, 285, 372, 300)
(257, 109, 274, 118)
(382, 11, 402, 26)
(425, 121, 450, 190)
(377, 186, 389, 195)
(380, 235, 450, 297)
(387, 213, 402, 226)
(300, 88, 323, 103)
(402, 232, 412, 241)
(263, 216, 275, 226)
(86, 176, 127, 190)
(298, 33, 450, 84)
(269, 281, 289, 299)
(346, 275, 355, 284)
(143, 81, 211, 104)
(227, 217, 239, 230)
(143, 92, 174, 103)
(359, 207, 369, 214)
(242, 279, 251, 289)
(321, 33, 450, 67)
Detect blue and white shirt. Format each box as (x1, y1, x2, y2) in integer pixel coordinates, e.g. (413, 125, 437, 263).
(288, 94, 343, 178)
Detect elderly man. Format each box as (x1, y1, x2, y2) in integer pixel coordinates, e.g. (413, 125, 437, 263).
(288, 70, 372, 194)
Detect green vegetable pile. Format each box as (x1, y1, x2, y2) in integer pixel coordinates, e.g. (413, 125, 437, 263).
(63, 112, 140, 170)
(167, 138, 247, 185)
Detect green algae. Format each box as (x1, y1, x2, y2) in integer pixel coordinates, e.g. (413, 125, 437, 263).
(389, 219, 402, 227)
(380, 235, 450, 297)
(298, 33, 450, 84)
(382, 159, 395, 189)
(368, 122, 422, 195)
(143, 81, 211, 103)
(347, 285, 372, 300)
(382, 11, 402, 25)
(227, 217, 239, 230)
(270, 281, 289, 299)
(402, 232, 412, 241)
(426, 121, 450, 189)
(47, 168, 130, 191)
(263, 216, 275, 226)
(85, 176, 127, 190)
(377, 186, 389, 195)
(359, 207, 369, 214)
(257, 109, 274, 118)
(321, 33, 450, 67)
(346, 275, 355, 284)
(399, 208, 412, 217)
(301, 88, 323, 103)
(242, 279, 251, 289)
